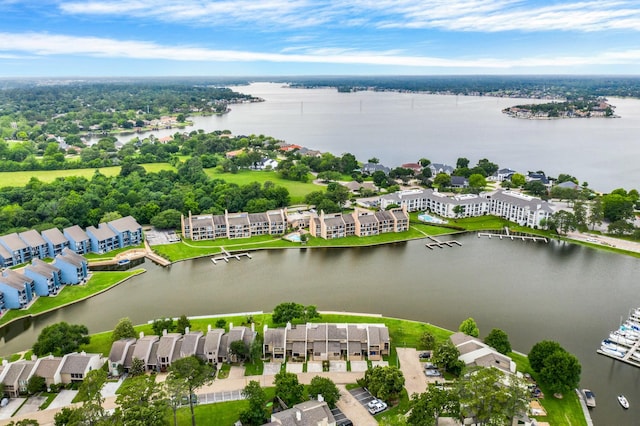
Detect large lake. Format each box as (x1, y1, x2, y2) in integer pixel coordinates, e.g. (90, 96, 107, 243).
(1, 236, 639, 424)
(107, 82, 640, 193)
(33, 83, 640, 424)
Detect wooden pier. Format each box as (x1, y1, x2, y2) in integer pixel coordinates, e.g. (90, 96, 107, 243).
(477, 227, 548, 243)
(211, 247, 252, 265)
(425, 236, 462, 250)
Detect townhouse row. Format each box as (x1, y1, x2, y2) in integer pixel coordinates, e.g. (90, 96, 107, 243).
(379, 189, 553, 228)
(108, 324, 257, 376)
(0, 248, 89, 314)
(0, 215, 143, 268)
(263, 323, 391, 362)
(0, 351, 105, 397)
(181, 206, 410, 241)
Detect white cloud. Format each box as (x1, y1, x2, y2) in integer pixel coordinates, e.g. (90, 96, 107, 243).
(2, 31, 640, 70)
(56, 0, 640, 33)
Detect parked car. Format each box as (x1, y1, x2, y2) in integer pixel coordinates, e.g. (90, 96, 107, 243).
(419, 351, 431, 359)
(367, 399, 388, 415)
(424, 362, 437, 369)
(425, 368, 442, 377)
(0, 398, 8, 408)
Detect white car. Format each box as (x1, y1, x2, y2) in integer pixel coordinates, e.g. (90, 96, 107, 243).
(367, 399, 387, 414)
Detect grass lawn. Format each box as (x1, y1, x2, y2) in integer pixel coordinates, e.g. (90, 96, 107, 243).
(204, 169, 322, 204)
(152, 228, 439, 262)
(0, 164, 174, 187)
(0, 270, 144, 327)
(509, 352, 586, 426)
(176, 388, 276, 425)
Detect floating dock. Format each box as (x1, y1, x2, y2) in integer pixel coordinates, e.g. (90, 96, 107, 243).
(211, 247, 252, 265)
(477, 227, 548, 243)
(425, 236, 462, 250)
(597, 308, 640, 367)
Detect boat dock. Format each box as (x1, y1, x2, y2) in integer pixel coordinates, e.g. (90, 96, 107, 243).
(477, 227, 548, 243)
(211, 247, 252, 265)
(425, 236, 462, 249)
(597, 308, 640, 368)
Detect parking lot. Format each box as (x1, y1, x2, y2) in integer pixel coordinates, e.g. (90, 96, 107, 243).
(348, 387, 387, 416)
(330, 406, 352, 426)
(145, 229, 181, 246)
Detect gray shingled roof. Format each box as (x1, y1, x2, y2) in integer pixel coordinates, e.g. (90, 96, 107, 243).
(18, 230, 47, 247)
(41, 228, 68, 245)
(60, 353, 91, 375)
(0, 233, 28, 251)
(86, 224, 117, 240)
(63, 225, 89, 242)
(109, 338, 136, 363)
(34, 357, 63, 379)
(157, 333, 182, 359)
(108, 216, 141, 233)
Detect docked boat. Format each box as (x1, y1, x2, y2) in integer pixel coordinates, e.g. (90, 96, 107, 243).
(582, 389, 596, 408)
(631, 352, 640, 362)
(617, 326, 639, 339)
(618, 394, 629, 409)
(624, 321, 640, 331)
(609, 332, 636, 346)
(601, 345, 625, 358)
(602, 340, 628, 353)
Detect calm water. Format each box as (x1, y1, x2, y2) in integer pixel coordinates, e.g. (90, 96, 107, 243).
(1, 236, 639, 424)
(107, 82, 640, 193)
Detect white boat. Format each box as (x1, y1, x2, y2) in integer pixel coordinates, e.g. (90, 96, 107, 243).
(623, 321, 640, 332)
(618, 394, 629, 409)
(631, 352, 640, 362)
(601, 345, 625, 358)
(602, 340, 628, 353)
(609, 332, 636, 346)
(617, 327, 639, 339)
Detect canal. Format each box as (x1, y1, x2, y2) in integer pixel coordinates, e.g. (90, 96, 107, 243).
(1, 235, 638, 424)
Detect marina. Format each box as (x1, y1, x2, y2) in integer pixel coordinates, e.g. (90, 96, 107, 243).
(477, 227, 548, 243)
(425, 236, 462, 249)
(211, 247, 252, 265)
(597, 308, 640, 367)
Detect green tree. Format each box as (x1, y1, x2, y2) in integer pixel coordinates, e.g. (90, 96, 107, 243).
(112, 317, 136, 342)
(275, 371, 304, 407)
(176, 315, 191, 335)
(307, 376, 341, 408)
(602, 193, 634, 222)
(523, 180, 547, 197)
(510, 173, 525, 187)
(114, 374, 168, 426)
(239, 380, 268, 426)
(150, 209, 182, 229)
(552, 210, 577, 234)
(165, 373, 189, 426)
(408, 385, 459, 426)
(168, 356, 215, 426)
(432, 340, 463, 376)
(539, 351, 581, 396)
(468, 174, 487, 190)
(362, 366, 405, 402)
(229, 340, 249, 362)
(317, 170, 342, 182)
(458, 366, 527, 426)
(588, 197, 604, 230)
(433, 173, 451, 188)
(75, 369, 108, 425)
(528, 340, 564, 373)
(458, 318, 479, 337)
(27, 375, 46, 394)
(483, 328, 511, 355)
(456, 158, 469, 169)
(152, 318, 175, 336)
(33, 322, 90, 357)
(215, 319, 226, 329)
(420, 331, 436, 350)
(272, 302, 304, 324)
(99, 211, 122, 223)
(129, 357, 146, 377)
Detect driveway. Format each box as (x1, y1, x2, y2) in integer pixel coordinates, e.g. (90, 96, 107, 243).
(337, 385, 378, 426)
(0, 398, 25, 420)
(48, 390, 78, 410)
(396, 347, 430, 396)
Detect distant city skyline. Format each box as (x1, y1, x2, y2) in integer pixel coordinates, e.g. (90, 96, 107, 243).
(2, 0, 640, 77)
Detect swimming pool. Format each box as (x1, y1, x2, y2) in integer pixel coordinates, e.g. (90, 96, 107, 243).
(284, 232, 302, 242)
(418, 213, 448, 224)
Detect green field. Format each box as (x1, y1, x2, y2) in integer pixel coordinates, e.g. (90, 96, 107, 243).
(205, 169, 322, 204)
(0, 164, 175, 187)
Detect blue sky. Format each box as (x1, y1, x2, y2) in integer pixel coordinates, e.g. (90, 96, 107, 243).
(2, 0, 640, 77)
